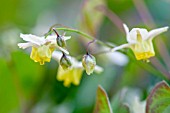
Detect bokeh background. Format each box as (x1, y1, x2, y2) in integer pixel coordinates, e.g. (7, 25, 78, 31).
(0, 0, 170, 113)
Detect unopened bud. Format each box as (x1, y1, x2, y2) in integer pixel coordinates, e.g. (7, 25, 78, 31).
(82, 53, 96, 75)
(57, 35, 66, 48)
(53, 29, 66, 48)
(60, 53, 72, 70)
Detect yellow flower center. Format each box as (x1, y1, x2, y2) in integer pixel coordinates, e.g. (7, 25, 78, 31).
(130, 31, 155, 60)
(30, 45, 55, 65)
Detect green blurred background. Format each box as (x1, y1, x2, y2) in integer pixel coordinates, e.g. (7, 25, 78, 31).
(0, 0, 170, 113)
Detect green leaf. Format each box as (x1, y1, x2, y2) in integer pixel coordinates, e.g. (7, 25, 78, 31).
(0, 59, 19, 113)
(146, 81, 170, 113)
(93, 85, 112, 113)
(11, 51, 44, 99)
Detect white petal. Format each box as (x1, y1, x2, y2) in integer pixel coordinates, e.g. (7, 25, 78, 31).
(46, 35, 71, 44)
(46, 35, 56, 44)
(51, 51, 63, 62)
(130, 28, 149, 41)
(94, 65, 103, 74)
(71, 58, 82, 68)
(112, 43, 132, 52)
(63, 36, 71, 40)
(106, 51, 129, 66)
(147, 26, 169, 40)
(20, 33, 45, 46)
(123, 24, 132, 43)
(58, 47, 69, 54)
(18, 43, 33, 49)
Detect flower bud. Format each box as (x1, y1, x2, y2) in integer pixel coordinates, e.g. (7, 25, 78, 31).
(82, 53, 96, 75)
(57, 35, 66, 48)
(60, 53, 72, 70)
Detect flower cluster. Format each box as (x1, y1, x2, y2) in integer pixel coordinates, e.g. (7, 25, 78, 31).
(18, 23, 168, 87)
(18, 30, 103, 87)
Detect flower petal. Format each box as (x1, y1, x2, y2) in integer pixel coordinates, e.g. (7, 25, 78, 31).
(57, 66, 83, 87)
(58, 47, 69, 54)
(46, 35, 71, 42)
(123, 24, 131, 43)
(112, 43, 132, 52)
(130, 28, 149, 41)
(64, 36, 71, 40)
(51, 51, 63, 62)
(147, 26, 169, 40)
(106, 51, 129, 66)
(45, 35, 56, 44)
(94, 65, 103, 74)
(18, 43, 33, 49)
(20, 33, 45, 46)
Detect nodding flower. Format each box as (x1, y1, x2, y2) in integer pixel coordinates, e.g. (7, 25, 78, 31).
(112, 24, 169, 61)
(18, 33, 71, 65)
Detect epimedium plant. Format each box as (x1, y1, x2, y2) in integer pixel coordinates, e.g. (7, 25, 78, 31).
(18, 23, 168, 86)
(18, 23, 169, 113)
(1, 0, 170, 113)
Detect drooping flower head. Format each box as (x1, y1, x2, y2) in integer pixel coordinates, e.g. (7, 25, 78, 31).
(82, 52, 96, 75)
(113, 24, 169, 61)
(52, 51, 103, 87)
(18, 33, 71, 65)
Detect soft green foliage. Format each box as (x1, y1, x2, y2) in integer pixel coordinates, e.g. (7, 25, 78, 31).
(0, 0, 170, 112)
(118, 104, 130, 113)
(146, 81, 170, 113)
(111, 92, 130, 113)
(0, 59, 19, 113)
(93, 86, 112, 113)
(11, 51, 44, 98)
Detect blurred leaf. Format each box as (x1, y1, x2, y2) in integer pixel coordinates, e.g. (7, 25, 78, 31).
(107, 0, 133, 14)
(111, 89, 130, 113)
(146, 81, 170, 113)
(93, 85, 112, 113)
(80, 0, 106, 36)
(0, 59, 19, 113)
(119, 104, 130, 113)
(12, 51, 44, 99)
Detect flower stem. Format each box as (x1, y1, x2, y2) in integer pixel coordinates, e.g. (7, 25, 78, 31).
(45, 27, 115, 48)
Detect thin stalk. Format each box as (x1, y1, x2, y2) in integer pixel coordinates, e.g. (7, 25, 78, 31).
(45, 27, 115, 48)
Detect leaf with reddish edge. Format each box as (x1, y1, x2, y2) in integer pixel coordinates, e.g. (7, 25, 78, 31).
(146, 81, 170, 113)
(93, 85, 113, 113)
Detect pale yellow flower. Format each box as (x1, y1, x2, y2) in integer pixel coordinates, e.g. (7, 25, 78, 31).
(113, 24, 169, 60)
(30, 45, 55, 65)
(52, 51, 103, 87)
(18, 33, 71, 65)
(57, 66, 83, 87)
